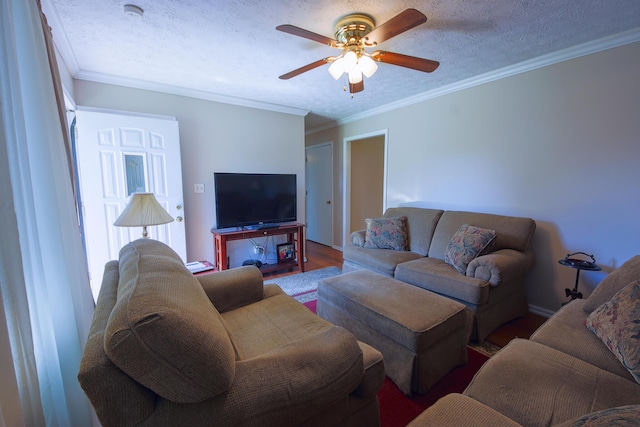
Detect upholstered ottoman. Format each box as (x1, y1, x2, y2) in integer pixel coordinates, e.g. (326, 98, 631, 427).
(317, 269, 471, 395)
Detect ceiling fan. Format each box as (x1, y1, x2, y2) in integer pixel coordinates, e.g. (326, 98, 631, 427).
(276, 9, 440, 94)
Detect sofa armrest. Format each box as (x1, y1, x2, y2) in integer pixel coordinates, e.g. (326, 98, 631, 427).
(351, 230, 366, 247)
(467, 249, 535, 286)
(407, 394, 523, 427)
(227, 327, 365, 424)
(196, 265, 264, 313)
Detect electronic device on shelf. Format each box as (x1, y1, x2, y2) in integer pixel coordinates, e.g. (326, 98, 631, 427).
(213, 172, 297, 229)
(242, 259, 263, 268)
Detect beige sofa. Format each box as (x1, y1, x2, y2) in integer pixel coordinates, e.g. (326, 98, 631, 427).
(343, 207, 536, 342)
(78, 239, 384, 427)
(408, 255, 640, 426)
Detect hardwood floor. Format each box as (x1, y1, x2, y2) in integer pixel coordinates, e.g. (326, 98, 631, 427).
(262, 239, 343, 279)
(268, 240, 547, 346)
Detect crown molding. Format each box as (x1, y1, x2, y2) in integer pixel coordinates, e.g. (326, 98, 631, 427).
(41, 0, 80, 75)
(333, 28, 640, 129)
(74, 71, 310, 117)
(43, 1, 306, 117)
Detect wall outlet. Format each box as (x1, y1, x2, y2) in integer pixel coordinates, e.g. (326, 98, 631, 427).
(194, 183, 205, 193)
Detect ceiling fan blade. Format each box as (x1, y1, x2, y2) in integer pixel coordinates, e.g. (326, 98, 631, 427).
(279, 58, 331, 80)
(372, 51, 440, 73)
(276, 24, 338, 47)
(365, 9, 427, 45)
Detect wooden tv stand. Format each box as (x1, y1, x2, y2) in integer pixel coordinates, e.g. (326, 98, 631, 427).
(210, 222, 305, 274)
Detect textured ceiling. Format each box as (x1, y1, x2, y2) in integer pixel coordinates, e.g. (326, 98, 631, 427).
(44, 0, 640, 131)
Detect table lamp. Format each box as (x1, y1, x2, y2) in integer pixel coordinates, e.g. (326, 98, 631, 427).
(114, 192, 174, 238)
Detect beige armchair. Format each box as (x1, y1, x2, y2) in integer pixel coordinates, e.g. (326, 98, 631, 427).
(78, 239, 384, 426)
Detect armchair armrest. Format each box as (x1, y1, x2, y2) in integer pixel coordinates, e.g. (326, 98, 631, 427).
(224, 327, 365, 424)
(196, 266, 264, 313)
(467, 249, 535, 286)
(351, 230, 366, 247)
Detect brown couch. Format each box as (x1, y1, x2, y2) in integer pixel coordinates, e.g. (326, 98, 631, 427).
(343, 207, 536, 342)
(408, 255, 640, 426)
(78, 239, 385, 427)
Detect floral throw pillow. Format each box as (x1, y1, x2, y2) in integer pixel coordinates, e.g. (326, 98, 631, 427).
(444, 224, 496, 274)
(557, 404, 640, 427)
(586, 280, 640, 384)
(363, 216, 409, 251)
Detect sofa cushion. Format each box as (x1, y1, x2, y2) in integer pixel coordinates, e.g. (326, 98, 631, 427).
(221, 289, 334, 358)
(104, 239, 236, 403)
(384, 207, 444, 256)
(395, 257, 490, 305)
(530, 299, 635, 381)
(464, 339, 640, 427)
(428, 211, 535, 259)
(583, 255, 640, 313)
(444, 224, 496, 274)
(364, 216, 409, 251)
(586, 280, 640, 384)
(555, 404, 640, 427)
(343, 243, 422, 276)
(407, 393, 523, 427)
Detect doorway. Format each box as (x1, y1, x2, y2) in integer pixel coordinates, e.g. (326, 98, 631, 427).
(305, 142, 333, 247)
(343, 130, 388, 246)
(74, 108, 186, 300)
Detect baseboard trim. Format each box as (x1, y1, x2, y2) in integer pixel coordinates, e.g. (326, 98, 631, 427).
(528, 304, 555, 318)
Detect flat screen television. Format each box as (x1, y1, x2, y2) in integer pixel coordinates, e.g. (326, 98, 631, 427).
(214, 172, 297, 229)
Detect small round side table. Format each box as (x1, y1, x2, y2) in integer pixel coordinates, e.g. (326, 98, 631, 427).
(558, 252, 601, 306)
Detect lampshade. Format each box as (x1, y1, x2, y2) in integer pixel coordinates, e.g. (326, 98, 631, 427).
(342, 51, 358, 73)
(328, 57, 344, 80)
(114, 192, 174, 238)
(348, 69, 363, 84)
(359, 55, 378, 78)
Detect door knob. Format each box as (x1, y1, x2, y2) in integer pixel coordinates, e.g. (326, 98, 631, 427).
(176, 216, 183, 222)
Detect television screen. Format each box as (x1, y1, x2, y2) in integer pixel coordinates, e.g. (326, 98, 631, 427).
(214, 172, 297, 229)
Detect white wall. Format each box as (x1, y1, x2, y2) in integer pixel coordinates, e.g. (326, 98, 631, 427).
(74, 81, 306, 267)
(307, 41, 640, 313)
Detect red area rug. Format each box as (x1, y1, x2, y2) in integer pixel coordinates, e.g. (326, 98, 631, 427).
(296, 291, 490, 426)
(298, 290, 317, 312)
(377, 348, 488, 427)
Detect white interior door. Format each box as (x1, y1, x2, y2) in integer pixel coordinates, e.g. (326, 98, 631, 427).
(305, 143, 333, 246)
(75, 108, 186, 301)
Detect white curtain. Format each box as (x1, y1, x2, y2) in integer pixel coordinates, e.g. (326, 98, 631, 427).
(0, 0, 96, 425)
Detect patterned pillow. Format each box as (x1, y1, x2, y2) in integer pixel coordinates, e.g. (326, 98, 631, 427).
(586, 280, 640, 384)
(363, 216, 409, 251)
(556, 404, 640, 427)
(444, 224, 496, 274)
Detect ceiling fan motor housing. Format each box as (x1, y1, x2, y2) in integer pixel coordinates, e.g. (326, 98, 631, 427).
(334, 14, 376, 47)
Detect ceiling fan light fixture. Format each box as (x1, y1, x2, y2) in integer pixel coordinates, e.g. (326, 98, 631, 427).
(359, 54, 378, 78)
(328, 57, 344, 80)
(278, 9, 436, 94)
(348, 70, 363, 84)
(342, 51, 358, 73)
